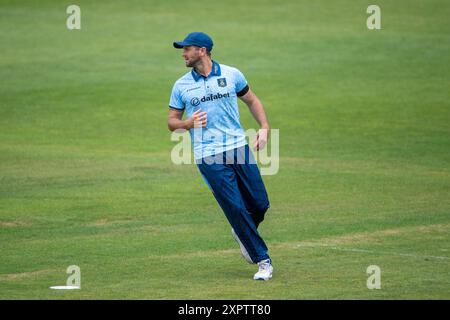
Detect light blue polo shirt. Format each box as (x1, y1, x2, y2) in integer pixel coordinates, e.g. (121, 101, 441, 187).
(169, 61, 250, 160)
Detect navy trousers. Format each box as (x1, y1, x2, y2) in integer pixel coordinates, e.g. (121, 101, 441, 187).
(197, 144, 270, 263)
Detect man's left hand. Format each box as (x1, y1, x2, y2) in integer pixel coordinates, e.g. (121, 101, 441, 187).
(253, 128, 269, 151)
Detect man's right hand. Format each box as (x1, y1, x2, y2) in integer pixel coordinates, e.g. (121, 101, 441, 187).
(188, 109, 207, 129)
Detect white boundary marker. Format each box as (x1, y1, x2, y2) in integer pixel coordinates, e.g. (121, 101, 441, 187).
(50, 286, 80, 290)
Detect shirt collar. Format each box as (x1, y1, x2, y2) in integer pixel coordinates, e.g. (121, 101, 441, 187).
(191, 60, 221, 81)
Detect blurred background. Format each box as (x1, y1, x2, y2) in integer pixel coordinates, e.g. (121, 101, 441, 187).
(0, 0, 449, 299)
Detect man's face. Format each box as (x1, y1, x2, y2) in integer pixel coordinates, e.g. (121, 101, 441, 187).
(182, 46, 203, 67)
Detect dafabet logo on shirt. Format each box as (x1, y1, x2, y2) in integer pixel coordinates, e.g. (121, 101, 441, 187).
(190, 97, 200, 106)
(190, 93, 230, 106)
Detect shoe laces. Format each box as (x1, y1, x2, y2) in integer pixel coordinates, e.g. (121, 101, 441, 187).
(258, 259, 271, 271)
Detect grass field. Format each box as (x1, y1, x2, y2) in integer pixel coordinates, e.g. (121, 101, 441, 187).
(1, 0, 449, 299)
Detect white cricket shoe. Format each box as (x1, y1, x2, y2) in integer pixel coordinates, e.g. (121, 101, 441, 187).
(253, 259, 273, 281)
(231, 228, 254, 264)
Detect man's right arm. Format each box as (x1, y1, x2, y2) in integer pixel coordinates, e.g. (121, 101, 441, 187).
(167, 108, 207, 132)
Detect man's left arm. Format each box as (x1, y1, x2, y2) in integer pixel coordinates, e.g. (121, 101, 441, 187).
(239, 88, 270, 151)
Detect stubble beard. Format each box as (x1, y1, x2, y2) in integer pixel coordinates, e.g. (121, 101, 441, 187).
(186, 56, 201, 68)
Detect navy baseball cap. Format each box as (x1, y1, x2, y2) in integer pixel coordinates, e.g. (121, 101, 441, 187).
(173, 32, 213, 52)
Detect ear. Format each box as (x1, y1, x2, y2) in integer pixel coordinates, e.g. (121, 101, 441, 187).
(199, 47, 207, 57)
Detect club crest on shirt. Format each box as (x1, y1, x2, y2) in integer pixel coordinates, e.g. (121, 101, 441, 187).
(217, 78, 227, 87)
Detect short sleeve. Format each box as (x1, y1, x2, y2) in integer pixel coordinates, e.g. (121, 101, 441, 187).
(169, 83, 185, 110)
(234, 68, 249, 97)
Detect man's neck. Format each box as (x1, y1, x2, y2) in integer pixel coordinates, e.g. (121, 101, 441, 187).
(194, 59, 213, 78)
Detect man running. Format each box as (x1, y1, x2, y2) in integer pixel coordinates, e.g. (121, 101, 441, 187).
(167, 32, 273, 280)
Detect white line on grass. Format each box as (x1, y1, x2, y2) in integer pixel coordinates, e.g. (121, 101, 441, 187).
(296, 244, 450, 261)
